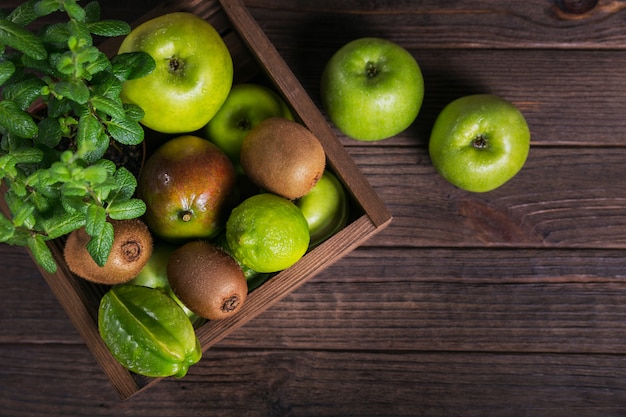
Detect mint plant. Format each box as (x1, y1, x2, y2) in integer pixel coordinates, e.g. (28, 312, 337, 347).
(0, 0, 155, 273)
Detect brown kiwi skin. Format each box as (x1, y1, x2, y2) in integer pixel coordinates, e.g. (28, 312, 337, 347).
(64, 218, 153, 285)
(167, 240, 247, 320)
(240, 117, 326, 200)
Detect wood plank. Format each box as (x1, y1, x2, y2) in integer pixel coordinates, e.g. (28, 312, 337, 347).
(350, 146, 626, 248)
(6, 243, 626, 355)
(2, 344, 626, 416)
(245, 0, 626, 49)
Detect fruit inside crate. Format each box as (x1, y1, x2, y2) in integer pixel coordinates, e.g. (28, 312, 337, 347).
(0, 0, 391, 400)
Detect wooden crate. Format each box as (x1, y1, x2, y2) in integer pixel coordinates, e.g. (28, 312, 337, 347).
(0, 0, 392, 399)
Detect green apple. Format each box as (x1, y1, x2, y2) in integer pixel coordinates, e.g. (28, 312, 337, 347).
(203, 83, 294, 165)
(296, 170, 349, 248)
(428, 94, 531, 193)
(118, 12, 233, 134)
(320, 37, 424, 141)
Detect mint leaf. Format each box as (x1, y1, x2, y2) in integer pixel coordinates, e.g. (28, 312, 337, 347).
(86, 219, 113, 266)
(111, 51, 155, 81)
(7, 0, 38, 26)
(0, 100, 38, 138)
(39, 22, 70, 44)
(76, 113, 108, 163)
(0, 18, 47, 60)
(83, 1, 100, 23)
(10, 147, 44, 164)
(107, 116, 144, 145)
(27, 234, 57, 273)
(85, 203, 106, 236)
(82, 164, 108, 184)
(87, 19, 130, 37)
(91, 94, 125, 120)
(63, 0, 86, 22)
(34, 0, 63, 17)
(54, 79, 90, 104)
(123, 103, 145, 122)
(107, 198, 145, 220)
(36, 117, 63, 148)
(41, 211, 84, 240)
(0, 61, 15, 87)
(111, 166, 137, 200)
(0, 212, 16, 241)
(2, 76, 46, 110)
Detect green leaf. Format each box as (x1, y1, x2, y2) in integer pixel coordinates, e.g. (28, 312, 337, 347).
(66, 19, 91, 45)
(0, 18, 47, 60)
(0, 100, 38, 138)
(123, 103, 144, 122)
(36, 117, 63, 148)
(107, 198, 145, 220)
(82, 164, 108, 184)
(0, 154, 18, 178)
(85, 51, 110, 75)
(2, 76, 46, 110)
(27, 234, 57, 273)
(61, 193, 86, 213)
(13, 202, 35, 227)
(83, 1, 100, 23)
(62, 182, 88, 197)
(7, 0, 39, 26)
(111, 166, 137, 200)
(107, 116, 144, 145)
(0, 60, 16, 87)
(93, 158, 117, 176)
(46, 162, 72, 183)
(34, 0, 63, 17)
(87, 19, 130, 37)
(0, 212, 16, 241)
(11, 147, 44, 164)
(86, 219, 113, 267)
(40, 211, 84, 240)
(85, 203, 106, 236)
(91, 94, 125, 120)
(92, 72, 122, 100)
(54, 80, 90, 104)
(46, 97, 72, 118)
(39, 22, 70, 44)
(76, 113, 108, 163)
(111, 51, 155, 81)
(63, 0, 86, 22)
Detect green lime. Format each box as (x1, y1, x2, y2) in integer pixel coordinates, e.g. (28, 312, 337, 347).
(225, 193, 310, 273)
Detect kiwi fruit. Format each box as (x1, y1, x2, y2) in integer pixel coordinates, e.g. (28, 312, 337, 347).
(240, 117, 326, 199)
(167, 240, 247, 320)
(64, 218, 153, 285)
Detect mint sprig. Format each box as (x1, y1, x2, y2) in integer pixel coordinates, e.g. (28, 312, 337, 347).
(0, 0, 155, 273)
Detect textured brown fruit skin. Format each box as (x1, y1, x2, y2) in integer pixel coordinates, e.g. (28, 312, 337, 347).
(138, 135, 237, 243)
(240, 117, 326, 199)
(167, 240, 247, 320)
(64, 219, 153, 285)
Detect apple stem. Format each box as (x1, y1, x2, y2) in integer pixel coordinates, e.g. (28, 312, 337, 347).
(237, 118, 252, 130)
(169, 57, 181, 72)
(472, 135, 488, 149)
(180, 211, 193, 222)
(366, 62, 379, 78)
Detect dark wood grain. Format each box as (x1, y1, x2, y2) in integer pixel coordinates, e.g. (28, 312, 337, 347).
(3, 0, 626, 415)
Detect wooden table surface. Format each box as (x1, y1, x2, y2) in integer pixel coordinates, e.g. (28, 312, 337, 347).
(3, 0, 626, 415)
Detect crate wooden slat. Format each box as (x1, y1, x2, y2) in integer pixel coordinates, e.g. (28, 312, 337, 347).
(0, 0, 391, 399)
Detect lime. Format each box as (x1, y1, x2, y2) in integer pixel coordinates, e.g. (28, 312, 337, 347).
(225, 193, 310, 273)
